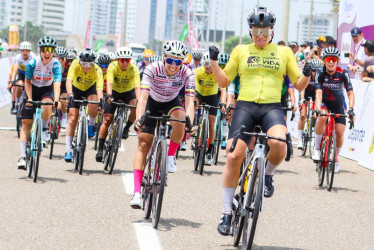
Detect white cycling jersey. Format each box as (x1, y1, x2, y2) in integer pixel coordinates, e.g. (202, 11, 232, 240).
(25, 57, 62, 88)
(14, 54, 34, 75)
(141, 61, 195, 102)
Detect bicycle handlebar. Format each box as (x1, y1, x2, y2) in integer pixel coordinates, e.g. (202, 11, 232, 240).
(318, 112, 354, 129)
(112, 101, 136, 109)
(26, 100, 54, 107)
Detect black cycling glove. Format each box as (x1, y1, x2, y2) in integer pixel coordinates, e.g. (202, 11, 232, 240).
(303, 61, 312, 77)
(348, 107, 355, 119)
(209, 46, 219, 61)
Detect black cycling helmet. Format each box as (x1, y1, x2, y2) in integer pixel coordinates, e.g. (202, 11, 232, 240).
(247, 7, 276, 28)
(97, 54, 111, 65)
(55, 46, 68, 57)
(79, 48, 96, 62)
(38, 36, 57, 48)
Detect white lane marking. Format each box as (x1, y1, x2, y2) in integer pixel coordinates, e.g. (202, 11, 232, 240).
(0, 127, 16, 131)
(133, 223, 162, 250)
(119, 142, 125, 152)
(121, 172, 133, 194)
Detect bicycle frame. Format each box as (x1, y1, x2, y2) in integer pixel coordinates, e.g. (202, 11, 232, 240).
(320, 114, 336, 168)
(30, 106, 44, 156)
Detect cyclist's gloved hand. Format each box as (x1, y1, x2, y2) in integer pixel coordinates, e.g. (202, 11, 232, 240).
(313, 110, 321, 118)
(106, 94, 113, 104)
(299, 99, 306, 105)
(67, 94, 73, 104)
(348, 107, 355, 121)
(209, 46, 219, 61)
(303, 61, 312, 77)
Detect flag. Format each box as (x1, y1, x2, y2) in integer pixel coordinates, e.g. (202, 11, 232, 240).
(94, 40, 104, 52)
(85, 20, 91, 48)
(179, 24, 189, 42)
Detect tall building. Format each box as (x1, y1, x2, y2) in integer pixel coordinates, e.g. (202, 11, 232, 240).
(124, 0, 137, 42)
(40, 0, 65, 38)
(90, 0, 110, 35)
(297, 14, 338, 44)
(0, 0, 23, 28)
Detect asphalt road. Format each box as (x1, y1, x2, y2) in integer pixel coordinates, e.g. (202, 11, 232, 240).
(1, 104, 374, 250)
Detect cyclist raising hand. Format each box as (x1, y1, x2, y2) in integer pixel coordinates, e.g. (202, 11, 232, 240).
(209, 7, 311, 236)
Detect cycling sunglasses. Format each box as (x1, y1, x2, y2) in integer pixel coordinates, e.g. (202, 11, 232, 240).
(324, 56, 338, 63)
(81, 61, 94, 68)
(251, 27, 273, 36)
(100, 64, 109, 68)
(219, 64, 225, 69)
(165, 58, 183, 66)
(57, 56, 66, 61)
(119, 58, 131, 64)
(40, 46, 55, 53)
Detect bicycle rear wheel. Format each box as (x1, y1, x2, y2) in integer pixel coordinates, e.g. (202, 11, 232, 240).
(199, 119, 208, 175)
(301, 131, 308, 156)
(318, 141, 326, 186)
(213, 120, 221, 165)
(151, 140, 167, 228)
(326, 133, 336, 191)
(103, 124, 114, 171)
(32, 120, 42, 182)
(16, 107, 22, 138)
(49, 116, 57, 159)
(309, 119, 315, 159)
(78, 119, 86, 175)
(94, 114, 102, 150)
(242, 157, 264, 250)
(193, 122, 201, 171)
(108, 117, 123, 174)
(232, 193, 244, 247)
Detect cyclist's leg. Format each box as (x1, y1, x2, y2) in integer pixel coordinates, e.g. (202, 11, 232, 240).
(314, 107, 328, 152)
(205, 94, 218, 156)
(298, 102, 307, 143)
(96, 100, 114, 160)
(19, 105, 34, 168)
(87, 94, 99, 125)
(60, 81, 68, 127)
(122, 89, 137, 137)
(65, 88, 81, 160)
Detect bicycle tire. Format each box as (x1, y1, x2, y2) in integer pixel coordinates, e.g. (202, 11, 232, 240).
(103, 124, 113, 171)
(175, 145, 180, 159)
(78, 118, 86, 175)
(143, 152, 154, 219)
(232, 193, 244, 247)
(49, 116, 57, 159)
(16, 108, 22, 138)
(242, 157, 263, 250)
(327, 133, 336, 191)
(151, 140, 167, 228)
(26, 140, 33, 178)
(301, 132, 308, 156)
(193, 122, 201, 171)
(308, 118, 315, 159)
(94, 114, 102, 150)
(32, 120, 42, 182)
(213, 120, 221, 165)
(318, 141, 326, 186)
(199, 119, 208, 175)
(108, 117, 123, 174)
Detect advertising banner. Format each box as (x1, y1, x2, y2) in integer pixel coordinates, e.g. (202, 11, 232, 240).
(85, 20, 91, 48)
(8, 25, 19, 50)
(0, 57, 13, 108)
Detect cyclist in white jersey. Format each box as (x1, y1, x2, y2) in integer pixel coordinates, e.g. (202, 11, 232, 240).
(17, 36, 62, 169)
(10, 41, 34, 114)
(129, 40, 195, 208)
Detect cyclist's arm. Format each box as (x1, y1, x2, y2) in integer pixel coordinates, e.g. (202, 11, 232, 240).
(66, 79, 73, 96)
(11, 64, 19, 82)
(342, 69, 354, 109)
(136, 90, 149, 121)
(220, 87, 227, 106)
(292, 76, 309, 91)
(24, 60, 35, 100)
(299, 90, 305, 101)
(347, 90, 355, 110)
(210, 60, 231, 88)
(315, 89, 322, 111)
(52, 61, 62, 103)
(185, 95, 195, 125)
(25, 78, 32, 100)
(288, 88, 295, 106)
(66, 63, 76, 96)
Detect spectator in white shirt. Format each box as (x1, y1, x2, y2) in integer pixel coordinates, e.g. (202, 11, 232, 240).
(348, 27, 367, 75)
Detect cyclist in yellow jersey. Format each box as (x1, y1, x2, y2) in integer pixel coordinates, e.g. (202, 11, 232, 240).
(194, 52, 226, 165)
(210, 7, 311, 236)
(64, 48, 104, 162)
(97, 54, 111, 94)
(95, 47, 139, 162)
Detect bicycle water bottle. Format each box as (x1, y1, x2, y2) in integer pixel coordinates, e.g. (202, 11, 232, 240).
(221, 119, 229, 138)
(243, 164, 251, 193)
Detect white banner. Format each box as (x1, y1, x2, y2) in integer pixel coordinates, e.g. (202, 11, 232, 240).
(0, 57, 13, 108)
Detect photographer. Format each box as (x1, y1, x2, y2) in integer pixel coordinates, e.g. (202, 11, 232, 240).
(361, 40, 374, 82)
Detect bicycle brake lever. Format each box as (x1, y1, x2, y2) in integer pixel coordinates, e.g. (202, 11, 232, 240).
(229, 125, 246, 153)
(285, 132, 293, 161)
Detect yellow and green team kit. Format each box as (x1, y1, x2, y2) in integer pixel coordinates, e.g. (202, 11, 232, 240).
(224, 43, 301, 104)
(194, 66, 219, 96)
(67, 60, 104, 91)
(107, 61, 140, 93)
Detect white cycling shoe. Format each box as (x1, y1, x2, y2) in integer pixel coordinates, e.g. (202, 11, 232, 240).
(167, 156, 177, 173)
(312, 150, 321, 161)
(130, 193, 142, 209)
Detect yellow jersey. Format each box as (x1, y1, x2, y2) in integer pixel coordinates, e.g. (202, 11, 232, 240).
(67, 62, 104, 91)
(224, 43, 301, 103)
(107, 61, 140, 93)
(194, 66, 219, 96)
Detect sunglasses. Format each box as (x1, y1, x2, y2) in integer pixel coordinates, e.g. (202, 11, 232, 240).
(219, 64, 225, 69)
(165, 58, 183, 66)
(80, 61, 94, 68)
(57, 57, 66, 61)
(251, 27, 273, 36)
(40, 46, 55, 53)
(100, 64, 109, 68)
(325, 56, 338, 63)
(144, 57, 149, 61)
(119, 58, 131, 64)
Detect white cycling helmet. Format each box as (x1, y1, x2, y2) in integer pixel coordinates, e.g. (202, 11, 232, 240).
(108, 52, 115, 61)
(116, 47, 132, 59)
(322, 47, 340, 59)
(202, 52, 210, 64)
(191, 50, 203, 59)
(20, 41, 32, 51)
(163, 40, 188, 59)
(67, 51, 76, 60)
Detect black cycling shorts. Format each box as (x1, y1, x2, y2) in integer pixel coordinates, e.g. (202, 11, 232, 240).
(21, 85, 53, 119)
(195, 91, 219, 116)
(104, 89, 136, 114)
(70, 84, 97, 109)
(141, 96, 184, 135)
(16, 72, 25, 82)
(60, 78, 67, 94)
(228, 101, 287, 145)
(321, 97, 346, 125)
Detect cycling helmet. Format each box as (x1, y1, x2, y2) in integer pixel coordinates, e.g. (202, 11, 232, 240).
(20, 41, 32, 51)
(202, 52, 210, 64)
(79, 48, 96, 62)
(247, 7, 276, 28)
(143, 49, 154, 58)
(38, 36, 57, 48)
(55, 46, 68, 57)
(183, 54, 192, 64)
(108, 52, 115, 61)
(67, 51, 76, 60)
(218, 54, 230, 65)
(68, 48, 77, 55)
(97, 54, 111, 65)
(322, 47, 340, 59)
(191, 50, 203, 59)
(163, 40, 188, 59)
(116, 47, 132, 59)
(149, 55, 162, 63)
(310, 59, 322, 70)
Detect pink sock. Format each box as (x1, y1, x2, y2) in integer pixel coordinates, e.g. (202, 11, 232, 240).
(168, 140, 180, 156)
(133, 170, 144, 194)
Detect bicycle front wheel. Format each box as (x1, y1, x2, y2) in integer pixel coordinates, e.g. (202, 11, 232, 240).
(16, 108, 22, 138)
(318, 141, 326, 186)
(143, 153, 154, 219)
(326, 133, 336, 191)
(94, 114, 102, 150)
(199, 119, 208, 175)
(49, 116, 57, 159)
(242, 157, 264, 250)
(26, 140, 33, 178)
(309, 119, 315, 159)
(108, 117, 123, 174)
(213, 120, 221, 165)
(232, 193, 244, 247)
(32, 120, 42, 182)
(151, 140, 167, 228)
(78, 118, 87, 175)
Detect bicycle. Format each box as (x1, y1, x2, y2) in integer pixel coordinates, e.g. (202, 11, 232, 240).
(102, 101, 136, 174)
(94, 94, 106, 150)
(212, 104, 233, 165)
(68, 98, 101, 175)
(230, 125, 293, 249)
(315, 112, 353, 191)
(48, 97, 66, 159)
(300, 97, 316, 158)
(141, 111, 192, 228)
(9, 82, 26, 138)
(24, 100, 53, 182)
(193, 103, 220, 175)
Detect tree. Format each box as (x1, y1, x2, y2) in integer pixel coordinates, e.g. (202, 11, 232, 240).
(222, 35, 252, 54)
(19, 22, 45, 50)
(145, 39, 163, 55)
